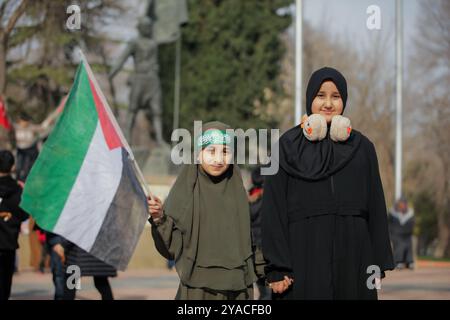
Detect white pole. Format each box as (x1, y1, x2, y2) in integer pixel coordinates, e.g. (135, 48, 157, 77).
(295, 0, 303, 125)
(173, 34, 181, 132)
(395, 0, 403, 201)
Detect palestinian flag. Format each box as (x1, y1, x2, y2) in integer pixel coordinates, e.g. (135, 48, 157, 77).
(20, 55, 149, 271)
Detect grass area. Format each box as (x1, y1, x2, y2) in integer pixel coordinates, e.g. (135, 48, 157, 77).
(418, 255, 450, 262)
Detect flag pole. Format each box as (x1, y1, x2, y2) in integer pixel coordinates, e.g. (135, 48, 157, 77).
(77, 49, 152, 199)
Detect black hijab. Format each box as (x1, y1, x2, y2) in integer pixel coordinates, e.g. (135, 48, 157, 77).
(277, 67, 361, 181)
(306, 67, 348, 115)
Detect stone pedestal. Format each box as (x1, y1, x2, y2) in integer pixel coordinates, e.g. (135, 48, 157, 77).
(125, 110, 179, 177)
(142, 143, 173, 176)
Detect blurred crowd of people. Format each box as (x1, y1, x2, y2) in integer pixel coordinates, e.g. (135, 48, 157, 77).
(0, 95, 118, 300)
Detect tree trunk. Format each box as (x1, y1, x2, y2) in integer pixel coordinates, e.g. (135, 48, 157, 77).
(0, 38, 6, 95)
(446, 216, 450, 257)
(434, 221, 449, 258)
(434, 171, 450, 258)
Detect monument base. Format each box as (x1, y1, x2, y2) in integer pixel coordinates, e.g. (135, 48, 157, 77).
(142, 143, 178, 177)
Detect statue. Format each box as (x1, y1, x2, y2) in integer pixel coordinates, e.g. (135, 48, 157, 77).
(109, 16, 165, 146)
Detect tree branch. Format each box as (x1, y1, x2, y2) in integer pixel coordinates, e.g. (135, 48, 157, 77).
(0, 1, 8, 21)
(4, 0, 28, 37)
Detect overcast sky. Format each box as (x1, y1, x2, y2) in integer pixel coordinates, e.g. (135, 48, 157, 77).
(103, 0, 422, 103)
(303, 0, 419, 60)
(108, 0, 419, 46)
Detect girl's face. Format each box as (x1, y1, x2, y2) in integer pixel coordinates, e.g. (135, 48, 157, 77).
(311, 80, 344, 124)
(198, 144, 232, 177)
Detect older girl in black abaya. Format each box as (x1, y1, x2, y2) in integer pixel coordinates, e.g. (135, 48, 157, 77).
(261, 67, 394, 300)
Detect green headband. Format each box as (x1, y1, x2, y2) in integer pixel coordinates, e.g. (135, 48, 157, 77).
(197, 129, 232, 148)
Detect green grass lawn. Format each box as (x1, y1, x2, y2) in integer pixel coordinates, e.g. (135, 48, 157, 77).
(418, 255, 450, 262)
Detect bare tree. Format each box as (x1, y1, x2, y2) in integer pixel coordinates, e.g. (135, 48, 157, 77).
(4, 0, 124, 111)
(0, 0, 29, 94)
(409, 0, 450, 257)
(0, 1, 124, 149)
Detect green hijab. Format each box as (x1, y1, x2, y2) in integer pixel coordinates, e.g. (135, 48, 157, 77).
(163, 121, 255, 290)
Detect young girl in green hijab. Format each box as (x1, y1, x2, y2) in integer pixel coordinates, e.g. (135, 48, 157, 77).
(148, 121, 258, 300)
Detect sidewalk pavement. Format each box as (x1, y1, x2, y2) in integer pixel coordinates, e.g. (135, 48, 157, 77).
(10, 264, 450, 300)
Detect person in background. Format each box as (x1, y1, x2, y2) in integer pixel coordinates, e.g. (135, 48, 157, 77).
(44, 231, 67, 300)
(63, 242, 116, 300)
(389, 197, 415, 270)
(14, 110, 58, 182)
(0, 150, 29, 300)
(30, 223, 50, 273)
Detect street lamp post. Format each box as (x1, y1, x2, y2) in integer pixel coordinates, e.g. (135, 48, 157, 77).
(395, 0, 403, 201)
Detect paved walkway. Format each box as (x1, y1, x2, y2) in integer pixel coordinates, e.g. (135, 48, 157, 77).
(11, 269, 178, 300)
(379, 264, 450, 300)
(10, 264, 450, 300)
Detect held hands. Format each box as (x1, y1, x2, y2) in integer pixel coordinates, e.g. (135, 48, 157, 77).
(0, 211, 12, 222)
(268, 276, 294, 294)
(147, 196, 164, 220)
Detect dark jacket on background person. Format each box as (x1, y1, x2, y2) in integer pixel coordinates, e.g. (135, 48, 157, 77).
(388, 207, 415, 266)
(0, 175, 29, 250)
(0, 175, 29, 300)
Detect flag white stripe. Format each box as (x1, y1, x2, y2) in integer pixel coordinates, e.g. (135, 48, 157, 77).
(54, 122, 123, 251)
(79, 50, 150, 198)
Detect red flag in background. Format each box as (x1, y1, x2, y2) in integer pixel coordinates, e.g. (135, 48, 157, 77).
(0, 96, 12, 131)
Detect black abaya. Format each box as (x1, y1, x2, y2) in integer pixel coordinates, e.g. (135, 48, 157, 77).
(261, 131, 394, 300)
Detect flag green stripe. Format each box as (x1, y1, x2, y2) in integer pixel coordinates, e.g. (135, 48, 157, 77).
(20, 63, 99, 230)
